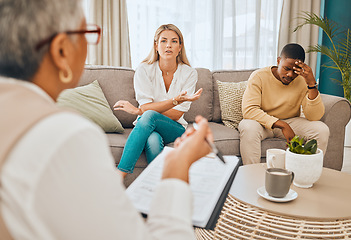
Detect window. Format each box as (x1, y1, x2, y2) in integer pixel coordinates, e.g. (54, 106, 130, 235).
(127, 0, 283, 70)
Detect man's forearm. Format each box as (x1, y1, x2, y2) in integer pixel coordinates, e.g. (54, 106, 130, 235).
(243, 107, 279, 129)
(272, 119, 287, 130)
(272, 120, 295, 142)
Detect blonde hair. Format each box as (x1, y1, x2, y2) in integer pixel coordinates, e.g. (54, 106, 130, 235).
(143, 24, 191, 66)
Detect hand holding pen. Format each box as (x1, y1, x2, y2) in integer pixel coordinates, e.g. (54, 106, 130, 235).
(169, 116, 217, 177)
(193, 122, 226, 164)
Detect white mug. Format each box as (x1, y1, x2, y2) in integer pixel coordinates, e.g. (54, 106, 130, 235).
(266, 149, 286, 169)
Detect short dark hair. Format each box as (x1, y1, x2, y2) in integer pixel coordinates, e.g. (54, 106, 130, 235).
(280, 43, 305, 62)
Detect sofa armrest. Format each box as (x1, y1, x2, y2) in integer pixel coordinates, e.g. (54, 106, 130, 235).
(320, 94, 351, 170)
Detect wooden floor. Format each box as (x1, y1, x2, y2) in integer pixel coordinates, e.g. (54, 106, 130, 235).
(342, 146, 351, 174)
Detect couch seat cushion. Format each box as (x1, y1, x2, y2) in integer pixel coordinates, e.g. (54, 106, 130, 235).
(208, 122, 240, 156)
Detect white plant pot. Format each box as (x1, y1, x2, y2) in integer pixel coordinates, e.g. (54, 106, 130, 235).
(285, 148, 323, 188)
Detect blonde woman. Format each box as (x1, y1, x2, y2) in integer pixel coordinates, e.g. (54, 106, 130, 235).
(114, 24, 202, 177)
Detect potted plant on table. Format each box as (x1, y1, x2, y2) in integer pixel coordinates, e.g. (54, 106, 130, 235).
(285, 136, 323, 188)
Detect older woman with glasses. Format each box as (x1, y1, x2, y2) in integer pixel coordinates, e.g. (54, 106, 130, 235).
(0, 0, 212, 239)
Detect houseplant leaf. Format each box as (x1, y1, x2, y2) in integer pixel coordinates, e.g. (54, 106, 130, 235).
(295, 145, 305, 154)
(304, 139, 318, 154)
(288, 136, 318, 155)
(294, 12, 351, 102)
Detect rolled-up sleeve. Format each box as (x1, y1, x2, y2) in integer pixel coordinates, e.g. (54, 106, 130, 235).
(134, 65, 154, 106)
(174, 69, 198, 112)
(302, 92, 325, 121)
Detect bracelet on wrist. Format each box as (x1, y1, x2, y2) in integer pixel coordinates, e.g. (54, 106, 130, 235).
(172, 97, 179, 106)
(307, 83, 318, 89)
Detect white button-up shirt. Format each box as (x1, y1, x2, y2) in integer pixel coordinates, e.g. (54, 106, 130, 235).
(134, 61, 198, 128)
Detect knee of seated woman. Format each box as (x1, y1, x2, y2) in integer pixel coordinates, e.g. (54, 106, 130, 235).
(147, 131, 163, 143)
(145, 133, 164, 163)
(139, 110, 160, 122)
(146, 134, 164, 153)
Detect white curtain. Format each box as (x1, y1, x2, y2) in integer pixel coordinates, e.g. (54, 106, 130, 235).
(278, 0, 321, 72)
(85, 0, 131, 67)
(127, 0, 283, 70)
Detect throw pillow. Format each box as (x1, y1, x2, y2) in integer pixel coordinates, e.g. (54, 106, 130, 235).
(217, 80, 248, 129)
(57, 80, 124, 133)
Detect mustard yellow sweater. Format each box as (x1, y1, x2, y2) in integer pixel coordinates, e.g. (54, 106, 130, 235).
(242, 66, 325, 129)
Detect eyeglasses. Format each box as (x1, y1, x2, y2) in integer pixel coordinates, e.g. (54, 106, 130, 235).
(35, 24, 101, 51)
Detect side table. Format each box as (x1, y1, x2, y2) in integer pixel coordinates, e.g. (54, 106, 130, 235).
(195, 164, 351, 239)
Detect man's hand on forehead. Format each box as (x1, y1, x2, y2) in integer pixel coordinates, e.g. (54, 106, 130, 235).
(293, 60, 307, 75)
(293, 60, 316, 88)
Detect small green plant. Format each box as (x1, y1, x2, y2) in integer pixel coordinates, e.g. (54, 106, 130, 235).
(287, 136, 318, 154)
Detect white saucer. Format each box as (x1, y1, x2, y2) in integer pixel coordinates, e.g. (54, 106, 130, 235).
(257, 186, 298, 202)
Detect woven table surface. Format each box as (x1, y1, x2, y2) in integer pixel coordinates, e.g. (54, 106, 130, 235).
(195, 194, 351, 239)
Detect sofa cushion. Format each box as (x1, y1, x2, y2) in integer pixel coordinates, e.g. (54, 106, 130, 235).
(184, 68, 213, 122)
(208, 122, 240, 156)
(212, 69, 255, 122)
(217, 80, 247, 129)
(80, 65, 137, 128)
(57, 80, 124, 133)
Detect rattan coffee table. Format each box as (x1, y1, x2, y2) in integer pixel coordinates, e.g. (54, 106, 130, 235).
(195, 164, 351, 239)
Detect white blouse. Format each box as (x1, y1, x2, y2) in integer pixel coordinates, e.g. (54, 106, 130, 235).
(134, 61, 198, 128)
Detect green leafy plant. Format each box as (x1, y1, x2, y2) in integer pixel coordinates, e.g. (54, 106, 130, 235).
(287, 136, 318, 154)
(294, 12, 351, 102)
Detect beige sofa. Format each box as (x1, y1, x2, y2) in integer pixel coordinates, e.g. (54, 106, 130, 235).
(79, 65, 351, 186)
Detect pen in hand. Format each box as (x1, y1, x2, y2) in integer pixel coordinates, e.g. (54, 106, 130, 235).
(193, 123, 226, 164)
